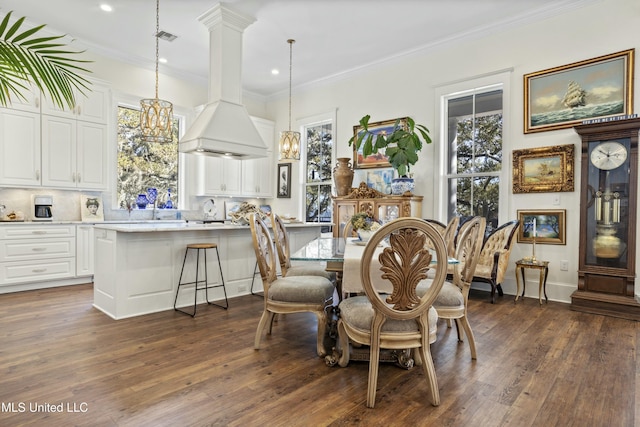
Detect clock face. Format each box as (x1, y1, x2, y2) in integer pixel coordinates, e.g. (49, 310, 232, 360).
(590, 141, 628, 170)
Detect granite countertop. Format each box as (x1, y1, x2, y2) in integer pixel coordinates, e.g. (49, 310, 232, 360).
(92, 221, 325, 232)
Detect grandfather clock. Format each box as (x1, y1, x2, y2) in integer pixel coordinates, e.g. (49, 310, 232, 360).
(571, 118, 640, 320)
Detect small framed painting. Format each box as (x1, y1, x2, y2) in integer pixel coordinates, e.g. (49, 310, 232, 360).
(277, 163, 291, 198)
(512, 144, 575, 193)
(81, 195, 104, 222)
(516, 209, 566, 245)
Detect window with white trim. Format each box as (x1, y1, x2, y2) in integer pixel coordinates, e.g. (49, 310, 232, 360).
(303, 118, 333, 225)
(116, 104, 181, 210)
(444, 87, 503, 232)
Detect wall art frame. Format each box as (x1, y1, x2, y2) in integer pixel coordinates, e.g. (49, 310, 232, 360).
(352, 117, 407, 169)
(516, 209, 566, 245)
(512, 143, 575, 193)
(277, 163, 291, 198)
(523, 49, 634, 134)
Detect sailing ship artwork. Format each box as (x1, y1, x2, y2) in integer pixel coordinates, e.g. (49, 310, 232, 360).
(524, 50, 633, 133)
(562, 81, 586, 108)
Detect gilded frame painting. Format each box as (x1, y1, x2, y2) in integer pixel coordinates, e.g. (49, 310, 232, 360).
(352, 117, 407, 169)
(517, 209, 566, 245)
(512, 144, 574, 193)
(523, 49, 634, 133)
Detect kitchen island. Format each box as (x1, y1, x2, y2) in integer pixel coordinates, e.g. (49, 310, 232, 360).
(92, 221, 324, 319)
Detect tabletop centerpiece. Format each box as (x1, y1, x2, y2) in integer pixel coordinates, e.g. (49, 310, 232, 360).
(350, 212, 381, 242)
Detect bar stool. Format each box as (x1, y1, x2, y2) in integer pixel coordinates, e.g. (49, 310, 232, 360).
(174, 243, 229, 317)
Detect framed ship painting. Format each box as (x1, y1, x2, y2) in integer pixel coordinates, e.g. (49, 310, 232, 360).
(523, 49, 634, 133)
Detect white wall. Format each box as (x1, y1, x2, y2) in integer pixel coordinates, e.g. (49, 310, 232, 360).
(266, 0, 640, 303)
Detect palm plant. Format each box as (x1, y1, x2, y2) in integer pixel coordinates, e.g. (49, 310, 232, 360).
(0, 11, 92, 110)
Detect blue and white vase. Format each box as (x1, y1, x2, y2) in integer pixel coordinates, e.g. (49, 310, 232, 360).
(165, 188, 173, 209)
(146, 187, 158, 205)
(390, 177, 415, 195)
(136, 194, 149, 209)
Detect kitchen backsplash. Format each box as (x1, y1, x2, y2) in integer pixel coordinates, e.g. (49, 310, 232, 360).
(0, 188, 266, 222)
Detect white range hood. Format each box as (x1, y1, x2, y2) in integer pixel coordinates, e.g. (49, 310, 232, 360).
(179, 3, 267, 159)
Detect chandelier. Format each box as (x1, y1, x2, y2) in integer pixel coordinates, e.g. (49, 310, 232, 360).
(140, 0, 173, 143)
(279, 39, 300, 160)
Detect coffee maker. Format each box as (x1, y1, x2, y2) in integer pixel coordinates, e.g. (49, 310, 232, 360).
(32, 195, 53, 221)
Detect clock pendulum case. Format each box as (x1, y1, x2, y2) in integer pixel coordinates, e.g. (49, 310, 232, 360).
(571, 118, 640, 320)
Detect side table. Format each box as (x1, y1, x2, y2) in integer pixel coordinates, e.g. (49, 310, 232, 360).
(514, 259, 549, 305)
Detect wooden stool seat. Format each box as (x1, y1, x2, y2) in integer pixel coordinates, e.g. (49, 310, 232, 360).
(174, 242, 229, 317)
(187, 243, 217, 249)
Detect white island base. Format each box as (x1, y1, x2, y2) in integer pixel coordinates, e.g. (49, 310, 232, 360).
(92, 222, 322, 319)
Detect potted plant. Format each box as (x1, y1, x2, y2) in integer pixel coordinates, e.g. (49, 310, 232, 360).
(348, 114, 432, 195)
(0, 11, 92, 110)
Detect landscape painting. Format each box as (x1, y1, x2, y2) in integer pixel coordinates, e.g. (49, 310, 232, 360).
(517, 209, 566, 245)
(352, 118, 407, 169)
(512, 144, 574, 193)
(524, 49, 634, 133)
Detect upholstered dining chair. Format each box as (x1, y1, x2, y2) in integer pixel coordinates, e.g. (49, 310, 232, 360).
(271, 214, 335, 281)
(250, 214, 335, 357)
(336, 218, 448, 407)
(473, 219, 520, 303)
(423, 218, 446, 236)
(420, 216, 485, 360)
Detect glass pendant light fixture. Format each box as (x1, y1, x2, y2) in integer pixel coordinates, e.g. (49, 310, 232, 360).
(279, 39, 300, 160)
(140, 0, 173, 143)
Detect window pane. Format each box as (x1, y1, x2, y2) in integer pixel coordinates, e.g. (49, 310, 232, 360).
(117, 106, 179, 209)
(305, 184, 332, 223)
(446, 88, 503, 229)
(305, 123, 333, 182)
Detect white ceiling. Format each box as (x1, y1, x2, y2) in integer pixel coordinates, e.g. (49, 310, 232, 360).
(0, 0, 590, 98)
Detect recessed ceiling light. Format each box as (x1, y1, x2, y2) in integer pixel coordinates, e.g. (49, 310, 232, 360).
(271, 69, 279, 75)
(159, 58, 168, 64)
(100, 4, 113, 12)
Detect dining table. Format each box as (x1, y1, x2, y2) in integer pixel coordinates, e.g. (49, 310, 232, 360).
(292, 235, 458, 367)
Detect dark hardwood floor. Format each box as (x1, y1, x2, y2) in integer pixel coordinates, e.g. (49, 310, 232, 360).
(0, 284, 637, 426)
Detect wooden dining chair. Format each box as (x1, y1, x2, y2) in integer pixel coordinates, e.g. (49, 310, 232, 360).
(420, 216, 485, 360)
(271, 214, 335, 281)
(249, 214, 335, 357)
(335, 218, 448, 407)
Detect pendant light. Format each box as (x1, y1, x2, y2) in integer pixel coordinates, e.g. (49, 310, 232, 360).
(279, 39, 301, 160)
(140, 0, 173, 143)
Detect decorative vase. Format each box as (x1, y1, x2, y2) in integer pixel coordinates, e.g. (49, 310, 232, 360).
(146, 187, 158, 205)
(334, 157, 354, 196)
(391, 177, 415, 195)
(136, 194, 149, 209)
(165, 188, 173, 209)
(356, 229, 374, 242)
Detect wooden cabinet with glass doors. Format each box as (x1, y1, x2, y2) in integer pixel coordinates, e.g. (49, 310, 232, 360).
(332, 182, 423, 237)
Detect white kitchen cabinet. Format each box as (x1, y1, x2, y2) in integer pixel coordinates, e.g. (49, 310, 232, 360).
(242, 117, 275, 198)
(41, 115, 107, 189)
(200, 156, 242, 196)
(0, 225, 76, 286)
(6, 85, 41, 113)
(0, 108, 42, 187)
(41, 83, 110, 124)
(76, 224, 94, 276)
(242, 150, 273, 197)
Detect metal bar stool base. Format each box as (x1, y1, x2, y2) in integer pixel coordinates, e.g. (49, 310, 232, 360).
(174, 243, 229, 317)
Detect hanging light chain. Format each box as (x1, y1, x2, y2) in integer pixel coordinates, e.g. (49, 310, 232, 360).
(154, 0, 160, 100)
(287, 39, 294, 131)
